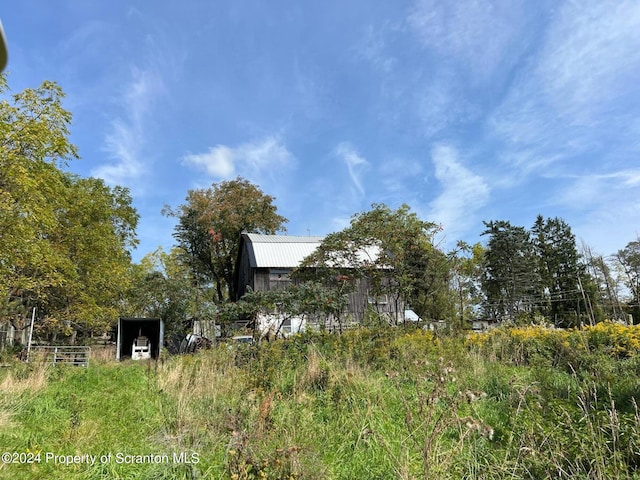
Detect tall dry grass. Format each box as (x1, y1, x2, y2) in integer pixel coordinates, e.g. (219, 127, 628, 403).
(89, 345, 116, 363)
(0, 362, 48, 395)
(154, 349, 250, 451)
(0, 361, 49, 430)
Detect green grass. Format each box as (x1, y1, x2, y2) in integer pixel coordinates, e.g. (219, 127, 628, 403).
(0, 326, 639, 479)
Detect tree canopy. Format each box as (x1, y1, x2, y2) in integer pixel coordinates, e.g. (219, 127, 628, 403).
(481, 220, 538, 322)
(449, 241, 485, 329)
(164, 177, 288, 304)
(297, 203, 452, 323)
(616, 238, 640, 322)
(0, 75, 138, 341)
(481, 216, 596, 327)
(122, 247, 215, 350)
(2, 76, 637, 345)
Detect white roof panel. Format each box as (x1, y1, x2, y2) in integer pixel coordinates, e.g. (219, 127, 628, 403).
(243, 233, 385, 269)
(245, 234, 323, 268)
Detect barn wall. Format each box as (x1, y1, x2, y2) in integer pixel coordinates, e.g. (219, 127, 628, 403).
(234, 236, 405, 324)
(345, 277, 404, 323)
(235, 240, 254, 299)
(253, 269, 271, 292)
(246, 268, 404, 323)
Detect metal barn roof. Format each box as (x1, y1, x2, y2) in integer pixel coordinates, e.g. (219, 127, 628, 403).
(244, 233, 324, 268)
(242, 233, 385, 269)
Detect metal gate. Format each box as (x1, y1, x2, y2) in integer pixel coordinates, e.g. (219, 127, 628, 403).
(28, 346, 91, 367)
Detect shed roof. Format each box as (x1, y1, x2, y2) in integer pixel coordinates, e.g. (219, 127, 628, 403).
(244, 233, 324, 268)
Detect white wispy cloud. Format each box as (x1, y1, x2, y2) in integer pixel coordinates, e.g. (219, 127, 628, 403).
(92, 67, 165, 189)
(428, 144, 490, 237)
(182, 136, 295, 185)
(557, 169, 640, 209)
(182, 146, 235, 178)
(480, 0, 640, 258)
(335, 142, 370, 198)
(402, 0, 533, 139)
(377, 157, 425, 206)
(559, 169, 640, 255)
(58, 20, 115, 82)
(356, 24, 397, 73)
(414, 71, 480, 137)
(490, 0, 640, 174)
(537, 1, 640, 124)
(407, 0, 527, 81)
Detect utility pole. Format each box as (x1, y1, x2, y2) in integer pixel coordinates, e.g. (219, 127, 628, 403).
(577, 274, 595, 326)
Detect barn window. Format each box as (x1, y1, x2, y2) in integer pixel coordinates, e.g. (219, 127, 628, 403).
(269, 269, 291, 290)
(368, 295, 388, 305)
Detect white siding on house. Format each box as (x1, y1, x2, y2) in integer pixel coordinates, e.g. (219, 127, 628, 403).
(256, 313, 306, 337)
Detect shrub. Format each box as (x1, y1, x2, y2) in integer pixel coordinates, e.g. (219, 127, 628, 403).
(468, 321, 640, 369)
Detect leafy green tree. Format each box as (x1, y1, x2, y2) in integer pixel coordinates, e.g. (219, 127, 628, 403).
(404, 239, 453, 324)
(449, 241, 485, 329)
(43, 176, 138, 339)
(581, 242, 625, 322)
(218, 281, 348, 337)
(0, 76, 138, 342)
(0, 76, 77, 341)
(616, 238, 640, 323)
(6, 171, 139, 342)
(298, 203, 451, 324)
(165, 177, 287, 304)
(123, 247, 214, 350)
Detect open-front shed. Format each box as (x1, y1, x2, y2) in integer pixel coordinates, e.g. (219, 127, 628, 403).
(116, 317, 164, 360)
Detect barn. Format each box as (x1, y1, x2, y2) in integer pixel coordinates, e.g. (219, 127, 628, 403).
(233, 233, 405, 332)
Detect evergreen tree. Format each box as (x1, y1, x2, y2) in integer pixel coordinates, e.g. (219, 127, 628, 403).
(531, 215, 582, 325)
(531, 216, 598, 327)
(481, 221, 539, 323)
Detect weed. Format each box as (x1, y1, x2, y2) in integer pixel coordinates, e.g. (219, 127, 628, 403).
(0, 324, 639, 478)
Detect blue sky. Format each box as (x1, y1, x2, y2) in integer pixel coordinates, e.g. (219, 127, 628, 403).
(3, 0, 640, 261)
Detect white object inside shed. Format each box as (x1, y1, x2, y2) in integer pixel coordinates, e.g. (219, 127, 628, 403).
(116, 318, 163, 361)
(131, 333, 151, 360)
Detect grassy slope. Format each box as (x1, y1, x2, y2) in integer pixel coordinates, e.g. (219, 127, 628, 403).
(0, 326, 639, 479)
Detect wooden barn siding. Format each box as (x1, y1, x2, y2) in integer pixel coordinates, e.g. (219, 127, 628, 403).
(253, 269, 271, 292)
(252, 269, 300, 292)
(248, 267, 403, 323)
(345, 277, 404, 323)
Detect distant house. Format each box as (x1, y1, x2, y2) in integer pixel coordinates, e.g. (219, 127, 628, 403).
(233, 233, 405, 334)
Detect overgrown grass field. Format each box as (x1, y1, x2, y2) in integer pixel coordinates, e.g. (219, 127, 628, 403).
(1, 324, 639, 479)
